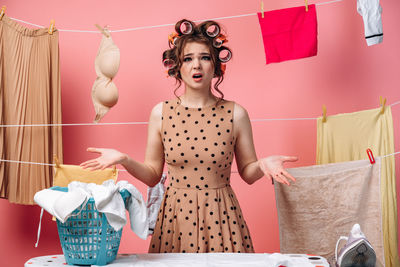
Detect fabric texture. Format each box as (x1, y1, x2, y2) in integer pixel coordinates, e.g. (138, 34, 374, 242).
(92, 253, 329, 267)
(25, 253, 330, 267)
(357, 0, 383, 46)
(148, 99, 254, 253)
(316, 106, 399, 267)
(257, 4, 317, 64)
(0, 15, 63, 205)
(52, 163, 118, 187)
(34, 186, 88, 223)
(147, 173, 167, 234)
(275, 158, 384, 266)
(91, 28, 120, 123)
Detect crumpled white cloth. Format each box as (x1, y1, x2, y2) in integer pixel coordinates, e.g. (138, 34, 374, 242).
(34, 180, 149, 241)
(34, 186, 89, 223)
(146, 174, 166, 234)
(116, 180, 149, 240)
(357, 0, 383, 46)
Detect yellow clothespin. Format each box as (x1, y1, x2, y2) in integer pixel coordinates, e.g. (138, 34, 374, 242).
(53, 154, 60, 168)
(0, 6, 6, 20)
(322, 105, 327, 123)
(305, 0, 309, 12)
(380, 96, 386, 114)
(112, 165, 117, 176)
(95, 24, 110, 38)
(261, 1, 264, 18)
(48, 19, 55, 35)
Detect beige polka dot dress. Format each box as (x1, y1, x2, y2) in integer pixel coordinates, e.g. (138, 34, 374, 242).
(148, 99, 254, 253)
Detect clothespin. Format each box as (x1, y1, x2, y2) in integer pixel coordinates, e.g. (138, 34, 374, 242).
(53, 154, 60, 168)
(322, 105, 327, 123)
(379, 96, 386, 115)
(48, 20, 55, 35)
(95, 24, 110, 38)
(366, 148, 375, 164)
(305, 0, 309, 12)
(261, 1, 265, 18)
(0, 6, 6, 20)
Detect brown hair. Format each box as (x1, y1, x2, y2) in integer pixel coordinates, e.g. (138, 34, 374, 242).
(162, 19, 232, 106)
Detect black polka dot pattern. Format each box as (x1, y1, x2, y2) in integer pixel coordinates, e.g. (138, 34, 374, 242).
(148, 99, 254, 253)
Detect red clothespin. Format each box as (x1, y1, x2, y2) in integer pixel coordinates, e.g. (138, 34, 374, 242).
(366, 148, 375, 164)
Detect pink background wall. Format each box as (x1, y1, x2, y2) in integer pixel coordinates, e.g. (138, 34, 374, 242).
(0, 0, 399, 266)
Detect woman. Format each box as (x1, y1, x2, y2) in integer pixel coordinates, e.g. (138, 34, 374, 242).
(81, 19, 297, 253)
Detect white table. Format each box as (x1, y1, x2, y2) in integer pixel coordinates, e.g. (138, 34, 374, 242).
(25, 253, 329, 266)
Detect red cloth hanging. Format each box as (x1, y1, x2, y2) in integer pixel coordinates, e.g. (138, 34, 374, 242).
(258, 4, 318, 64)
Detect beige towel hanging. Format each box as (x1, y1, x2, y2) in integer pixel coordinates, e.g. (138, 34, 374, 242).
(275, 158, 384, 266)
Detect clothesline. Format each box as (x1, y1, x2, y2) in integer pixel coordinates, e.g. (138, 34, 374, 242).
(0, 151, 398, 171)
(9, 0, 344, 33)
(0, 100, 397, 128)
(1, 0, 392, 174)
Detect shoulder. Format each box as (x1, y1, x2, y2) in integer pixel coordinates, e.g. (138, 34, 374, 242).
(150, 101, 163, 118)
(232, 102, 250, 121)
(232, 102, 252, 139)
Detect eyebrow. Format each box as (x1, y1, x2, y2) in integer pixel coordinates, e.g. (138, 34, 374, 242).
(183, 52, 211, 57)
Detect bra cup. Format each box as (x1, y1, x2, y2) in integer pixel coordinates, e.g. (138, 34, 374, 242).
(91, 29, 120, 122)
(94, 78, 119, 108)
(98, 49, 120, 78)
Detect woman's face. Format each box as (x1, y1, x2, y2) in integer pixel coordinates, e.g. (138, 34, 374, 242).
(180, 42, 214, 92)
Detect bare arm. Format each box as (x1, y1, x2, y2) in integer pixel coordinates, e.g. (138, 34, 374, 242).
(233, 103, 264, 184)
(233, 103, 297, 185)
(80, 102, 165, 187)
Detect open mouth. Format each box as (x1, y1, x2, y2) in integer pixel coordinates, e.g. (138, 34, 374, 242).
(192, 74, 203, 79)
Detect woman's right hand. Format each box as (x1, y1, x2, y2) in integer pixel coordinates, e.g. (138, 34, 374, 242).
(80, 147, 127, 171)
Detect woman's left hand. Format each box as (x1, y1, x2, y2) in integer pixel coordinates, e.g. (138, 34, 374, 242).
(258, 155, 298, 186)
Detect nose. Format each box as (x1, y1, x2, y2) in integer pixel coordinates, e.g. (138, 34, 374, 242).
(192, 58, 201, 69)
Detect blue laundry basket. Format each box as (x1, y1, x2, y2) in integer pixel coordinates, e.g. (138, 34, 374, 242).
(52, 186, 130, 266)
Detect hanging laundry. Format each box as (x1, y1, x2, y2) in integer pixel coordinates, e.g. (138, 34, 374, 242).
(146, 174, 167, 234)
(316, 106, 399, 267)
(91, 27, 120, 123)
(52, 163, 118, 187)
(357, 0, 383, 46)
(257, 4, 317, 64)
(275, 158, 384, 266)
(0, 16, 63, 205)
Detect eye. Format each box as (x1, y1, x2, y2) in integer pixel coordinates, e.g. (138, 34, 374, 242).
(202, 56, 211, 61)
(183, 57, 192, 62)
